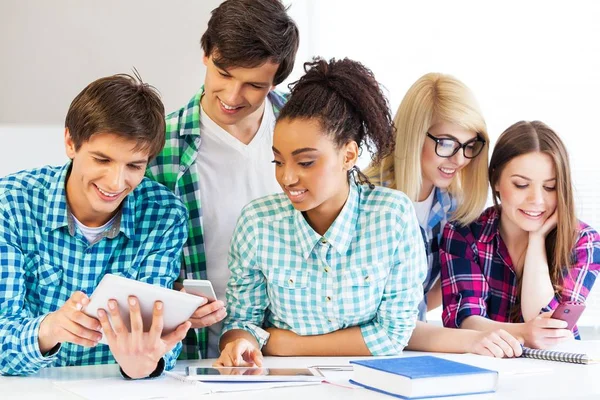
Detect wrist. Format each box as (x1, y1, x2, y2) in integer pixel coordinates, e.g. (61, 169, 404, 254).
(121, 358, 165, 380)
(38, 314, 58, 354)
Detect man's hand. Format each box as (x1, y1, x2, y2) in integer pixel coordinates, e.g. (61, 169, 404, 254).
(518, 311, 573, 349)
(180, 288, 227, 328)
(38, 291, 102, 354)
(97, 296, 191, 379)
(213, 339, 263, 367)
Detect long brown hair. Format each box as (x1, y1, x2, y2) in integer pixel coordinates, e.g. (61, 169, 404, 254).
(489, 121, 577, 300)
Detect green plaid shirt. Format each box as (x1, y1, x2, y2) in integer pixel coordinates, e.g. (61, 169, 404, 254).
(146, 87, 286, 359)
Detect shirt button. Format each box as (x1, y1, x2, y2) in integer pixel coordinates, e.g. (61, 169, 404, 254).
(324, 267, 330, 273)
(326, 296, 332, 301)
(327, 318, 333, 323)
(320, 238, 327, 244)
(288, 278, 294, 284)
(364, 275, 370, 282)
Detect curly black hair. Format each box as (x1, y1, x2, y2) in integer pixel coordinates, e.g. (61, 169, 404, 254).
(278, 57, 395, 164)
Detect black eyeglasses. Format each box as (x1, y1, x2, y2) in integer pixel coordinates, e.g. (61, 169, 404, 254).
(426, 132, 486, 159)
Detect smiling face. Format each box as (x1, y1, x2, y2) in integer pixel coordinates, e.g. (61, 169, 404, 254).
(200, 54, 278, 129)
(495, 151, 558, 234)
(419, 120, 480, 200)
(272, 118, 357, 223)
(65, 130, 149, 227)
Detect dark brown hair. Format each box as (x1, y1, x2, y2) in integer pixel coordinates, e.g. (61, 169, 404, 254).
(200, 0, 299, 86)
(65, 73, 166, 160)
(278, 57, 395, 165)
(490, 121, 577, 305)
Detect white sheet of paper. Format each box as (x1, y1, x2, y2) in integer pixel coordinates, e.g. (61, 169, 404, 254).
(53, 375, 210, 400)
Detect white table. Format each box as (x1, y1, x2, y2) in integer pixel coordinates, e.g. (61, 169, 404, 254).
(2, 343, 600, 399)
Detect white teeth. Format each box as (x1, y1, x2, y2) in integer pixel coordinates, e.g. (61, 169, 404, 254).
(219, 99, 239, 110)
(289, 190, 307, 196)
(97, 187, 120, 197)
(439, 167, 456, 174)
(522, 210, 543, 217)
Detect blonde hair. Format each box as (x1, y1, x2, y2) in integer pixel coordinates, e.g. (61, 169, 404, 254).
(490, 121, 577, 297)
(365, 73, 489, 225)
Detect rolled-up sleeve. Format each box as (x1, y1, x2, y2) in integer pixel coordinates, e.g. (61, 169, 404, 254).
(440, 222, 489, 328)
(541, 226, 600, 336)
(360, 206, 426, 355)
(222, 207, 270, 348)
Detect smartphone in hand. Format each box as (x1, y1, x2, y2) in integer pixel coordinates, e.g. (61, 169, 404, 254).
(551, 301, 586, 330)
(183, 279, 217, 303)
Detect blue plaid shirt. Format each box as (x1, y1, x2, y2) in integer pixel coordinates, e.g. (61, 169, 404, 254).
(0, 163, 188, 376)
(222, 182, 426, 355)
(417, 188, 455, 320)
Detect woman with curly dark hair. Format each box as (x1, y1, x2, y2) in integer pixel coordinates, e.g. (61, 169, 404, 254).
(214, 58, 523, 366)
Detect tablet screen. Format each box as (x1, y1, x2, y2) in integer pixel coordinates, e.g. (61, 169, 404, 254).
(185, 367, 323, 381)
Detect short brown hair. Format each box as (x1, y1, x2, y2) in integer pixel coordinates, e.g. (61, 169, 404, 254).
(201, 0, 299, 86)
(65, 73, 166, 160)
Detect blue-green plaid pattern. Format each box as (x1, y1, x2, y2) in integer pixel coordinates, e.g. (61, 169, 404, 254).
(146, 86, 287, 359)
(0, 164, 188, 376)
(223, 183, 427, 355)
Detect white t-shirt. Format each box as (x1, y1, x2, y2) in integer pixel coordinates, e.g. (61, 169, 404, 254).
(413, 188, 435, 230)
(72, 213, 117, 243)
(195, 98, 280, 357)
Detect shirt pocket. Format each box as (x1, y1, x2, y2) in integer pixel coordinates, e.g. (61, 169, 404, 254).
(24, 254, 63, 286)
(340, 262, 388, 318)
(266, 269, 311, 323)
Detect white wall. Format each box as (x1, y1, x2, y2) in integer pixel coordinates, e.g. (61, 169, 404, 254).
(1, 0, 599, 330)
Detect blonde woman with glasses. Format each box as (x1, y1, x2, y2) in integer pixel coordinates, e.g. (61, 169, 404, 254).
(366, 73, 521, 357)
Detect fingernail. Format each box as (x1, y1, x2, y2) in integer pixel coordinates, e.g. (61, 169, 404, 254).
(156, 302, 163, 310)
(75, 303, 83, 311)
(108, 301, 116, 310)
(129, 297, 136, 306)
(98, 309, 105, 317)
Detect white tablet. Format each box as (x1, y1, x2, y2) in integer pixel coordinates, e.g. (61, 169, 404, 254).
(83, 274, 204, 344)
(185, 367, 324, 382)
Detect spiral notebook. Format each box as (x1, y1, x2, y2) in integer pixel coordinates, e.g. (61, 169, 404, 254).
(520, 340, 600, 365)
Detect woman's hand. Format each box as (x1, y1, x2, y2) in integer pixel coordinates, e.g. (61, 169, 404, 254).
(213, 338, 263, 367)
(468, 329, 523, 358)
(518, 311, 573, 349)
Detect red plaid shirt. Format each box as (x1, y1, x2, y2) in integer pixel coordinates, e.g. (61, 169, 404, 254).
(440, 206, 600, 338)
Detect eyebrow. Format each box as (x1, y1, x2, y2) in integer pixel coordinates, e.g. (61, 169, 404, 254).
(272, 147, 319, 156)
(214, 62, 271, 87)
(511, 174, 557, 182)
(90, 151, 147, 164)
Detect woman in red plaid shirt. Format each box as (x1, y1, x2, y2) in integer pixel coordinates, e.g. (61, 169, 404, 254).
(441, 121, 600, 349)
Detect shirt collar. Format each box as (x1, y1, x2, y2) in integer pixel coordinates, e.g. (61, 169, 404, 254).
(427, 187, 454, 229)
(44, 162, 135, 240)
(179, 87, 204, 137)
(479, 206, 502, 244)
(294, 182, 360, 259)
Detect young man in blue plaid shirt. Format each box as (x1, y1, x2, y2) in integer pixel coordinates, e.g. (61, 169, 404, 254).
(0, 74, 197, 378)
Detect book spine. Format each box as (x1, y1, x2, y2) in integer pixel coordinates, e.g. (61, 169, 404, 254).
(521, 347, 589, 364)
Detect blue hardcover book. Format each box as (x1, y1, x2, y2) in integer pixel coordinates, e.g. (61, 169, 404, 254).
(349, 356, 498, 399)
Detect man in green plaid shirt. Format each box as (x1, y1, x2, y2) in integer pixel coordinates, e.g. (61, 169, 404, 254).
(146, 0, 299, 359)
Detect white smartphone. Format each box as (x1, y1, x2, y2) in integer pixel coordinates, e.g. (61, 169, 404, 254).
(182, 279, 217, 302)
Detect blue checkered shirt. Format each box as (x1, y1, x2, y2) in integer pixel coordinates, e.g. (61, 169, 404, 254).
(222, 182, 427, 355)
(417, 188, 455, 320)
(0, 163, 188, 376)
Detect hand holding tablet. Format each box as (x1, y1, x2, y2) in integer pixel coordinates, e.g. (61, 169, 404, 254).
(82, 274, 207, 343)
